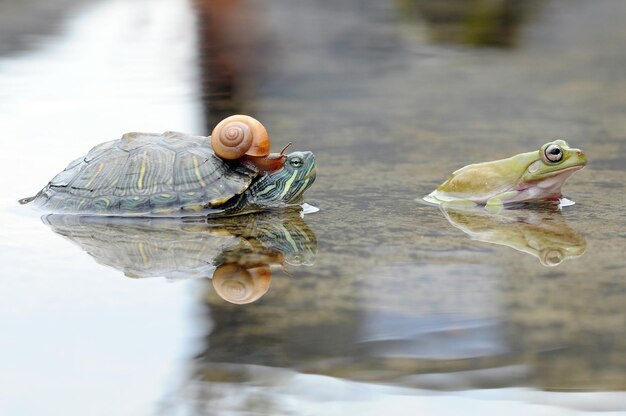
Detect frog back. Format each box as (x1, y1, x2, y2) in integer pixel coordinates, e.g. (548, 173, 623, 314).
(431, 151, 536, 202)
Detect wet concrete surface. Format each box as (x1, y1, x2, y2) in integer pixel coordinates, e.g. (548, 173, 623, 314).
(1, 0, 625, 414)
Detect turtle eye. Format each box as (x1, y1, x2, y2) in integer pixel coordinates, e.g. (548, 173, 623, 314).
(289, 157, 304, 168)
(544, 144, 563, 163)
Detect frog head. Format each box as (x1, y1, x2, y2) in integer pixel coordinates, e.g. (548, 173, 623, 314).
(522, 140, 587, 183)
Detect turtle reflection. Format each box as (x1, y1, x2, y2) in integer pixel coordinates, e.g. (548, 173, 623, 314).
(440, 204, 586, 266)
(42, 209, 317, 303)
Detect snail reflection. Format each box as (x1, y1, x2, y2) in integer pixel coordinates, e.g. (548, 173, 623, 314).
(42, 209, 316, 303)
(439, 204, 586, 266)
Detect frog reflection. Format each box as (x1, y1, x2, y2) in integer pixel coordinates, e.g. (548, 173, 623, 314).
(398, 0, 536, 48)
(42, 209, 317, 303)
(439, 204, 586, 266)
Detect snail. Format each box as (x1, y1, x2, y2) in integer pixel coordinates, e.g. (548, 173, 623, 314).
(211, 263, 272, 305)
(211, 115, 290, 173)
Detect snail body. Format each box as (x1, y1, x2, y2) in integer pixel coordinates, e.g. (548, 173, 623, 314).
(211, 115, 287, 173)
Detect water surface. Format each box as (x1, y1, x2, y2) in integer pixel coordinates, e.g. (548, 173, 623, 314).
(1, 0, 625, 414)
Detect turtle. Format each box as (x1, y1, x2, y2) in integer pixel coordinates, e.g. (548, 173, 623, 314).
(19, 116, 316, 217)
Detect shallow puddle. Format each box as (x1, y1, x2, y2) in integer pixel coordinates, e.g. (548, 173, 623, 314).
(1, 0, 625, 414)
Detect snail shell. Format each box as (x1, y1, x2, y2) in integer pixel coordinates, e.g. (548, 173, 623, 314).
(211, 115, 270, 160)
(212, 264, 271, 305)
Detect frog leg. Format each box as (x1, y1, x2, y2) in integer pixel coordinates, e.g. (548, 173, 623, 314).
(441, 199, 479, 210)
(485, 191, 520, 213)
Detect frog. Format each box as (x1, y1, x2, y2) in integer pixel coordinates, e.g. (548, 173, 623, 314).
(423, 140, 587, 210)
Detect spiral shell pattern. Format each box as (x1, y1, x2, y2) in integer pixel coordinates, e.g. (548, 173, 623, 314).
(212, 264, 271, 304)
(211, 115, 270, 160)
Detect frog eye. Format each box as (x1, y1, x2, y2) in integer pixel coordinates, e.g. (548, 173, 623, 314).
(542, 249, 564, 266)
(544, 144, 563, 163)
(289, 157, 304, 168)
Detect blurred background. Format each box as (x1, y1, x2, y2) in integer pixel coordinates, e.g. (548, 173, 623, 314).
(1, 0, 625, 415)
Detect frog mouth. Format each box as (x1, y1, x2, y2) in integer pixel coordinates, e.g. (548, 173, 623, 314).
(542, 163, 585, 177)
(533, 166, 582, 190)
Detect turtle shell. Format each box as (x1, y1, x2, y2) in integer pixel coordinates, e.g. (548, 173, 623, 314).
(25, 131, 257, 216)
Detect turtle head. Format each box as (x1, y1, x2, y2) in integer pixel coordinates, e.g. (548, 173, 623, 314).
(250, 151, 316, 205)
